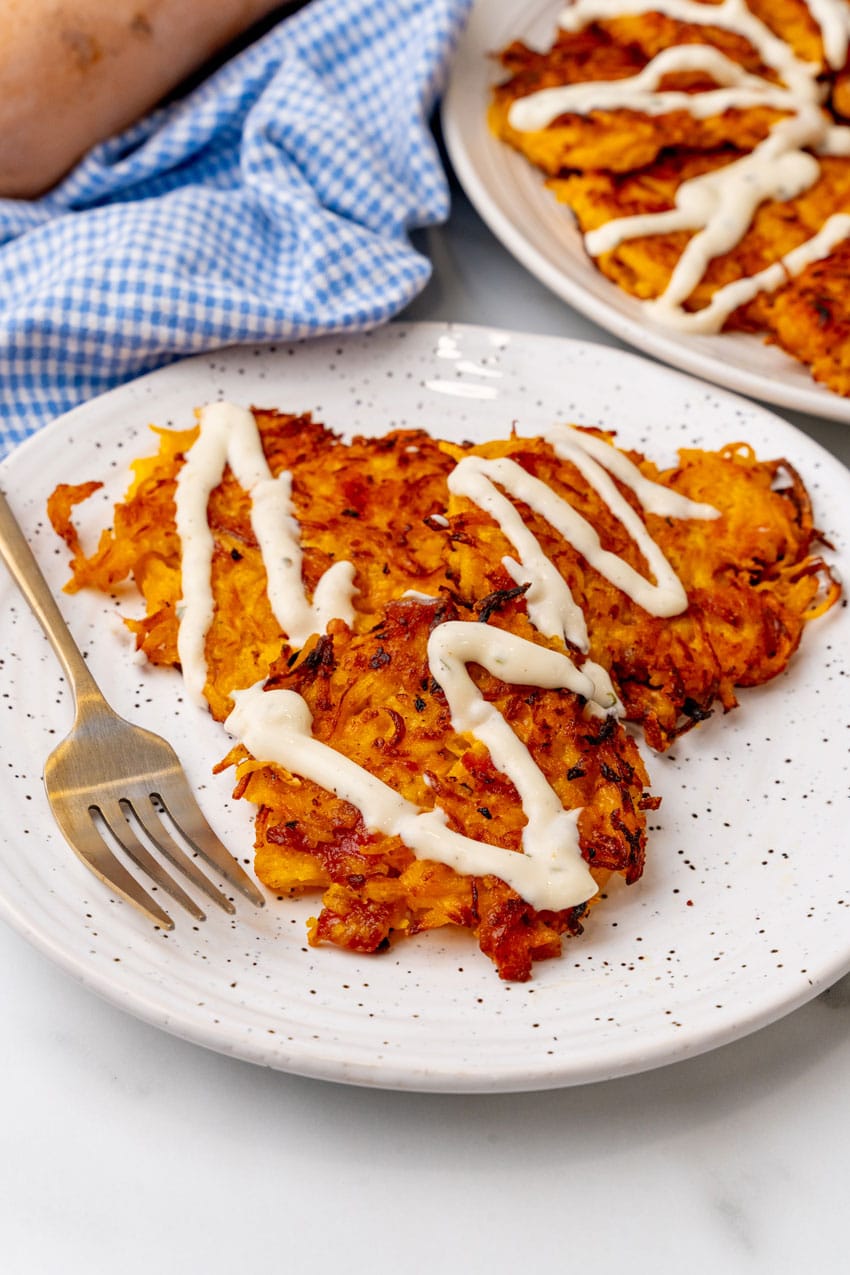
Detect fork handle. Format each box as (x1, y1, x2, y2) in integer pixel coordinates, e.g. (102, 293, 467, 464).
(0, 486, 105, 710)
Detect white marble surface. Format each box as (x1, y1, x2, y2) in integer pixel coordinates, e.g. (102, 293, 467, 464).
(2, 161, 850, 1274)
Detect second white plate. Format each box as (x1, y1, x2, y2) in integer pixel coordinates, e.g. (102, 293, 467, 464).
(442, 0, 850, 424)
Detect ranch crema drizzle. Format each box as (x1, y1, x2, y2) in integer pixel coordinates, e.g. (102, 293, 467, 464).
(226, 622, 604, 911)
(174, 401, 356, 705)
(506, 0, 850, 331)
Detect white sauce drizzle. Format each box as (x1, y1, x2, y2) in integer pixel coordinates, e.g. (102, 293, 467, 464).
(174, 402, 356, 704)
(226, 621, 605, 910)
(506, 0, 850, 331)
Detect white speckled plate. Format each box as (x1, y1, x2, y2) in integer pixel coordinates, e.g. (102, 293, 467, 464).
(0, 323, 848, 1092)
(442, 0, 850, 424)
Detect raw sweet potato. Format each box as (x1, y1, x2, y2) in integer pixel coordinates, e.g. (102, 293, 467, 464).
(0, 0, 290, 196)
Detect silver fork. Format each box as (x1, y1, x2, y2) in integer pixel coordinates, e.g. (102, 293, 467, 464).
(0, 486, 264, 929)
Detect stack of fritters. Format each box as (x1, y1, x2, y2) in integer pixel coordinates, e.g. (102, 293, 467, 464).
(48, 408, 838, 977)
(489, 0, 850, 393)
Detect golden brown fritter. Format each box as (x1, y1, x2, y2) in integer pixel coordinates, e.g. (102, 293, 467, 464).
(48, 409, 458, 720)
(224, 596, 655, 981)
(442, 429, 838, 750)
(489, 2, 850, 394)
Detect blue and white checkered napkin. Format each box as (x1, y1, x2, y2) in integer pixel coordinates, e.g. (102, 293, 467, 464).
(0, 0, 472, 455)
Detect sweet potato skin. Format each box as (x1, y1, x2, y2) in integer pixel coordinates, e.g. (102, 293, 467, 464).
(0, 0, 289, 196)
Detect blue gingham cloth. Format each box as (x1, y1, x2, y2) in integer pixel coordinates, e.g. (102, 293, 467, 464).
(0, 0, 472, 455)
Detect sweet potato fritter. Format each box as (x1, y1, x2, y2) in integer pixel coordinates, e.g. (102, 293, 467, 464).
(443, 429, 838, 751)
(47, 410, 458, 720)
(48, 406, 839, 977)
(489, 1, 850, 394)
(224, 596, 654, 981)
